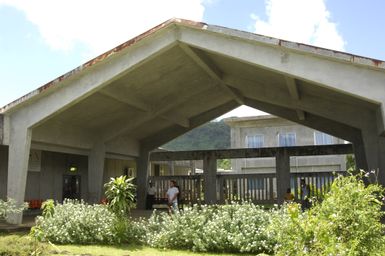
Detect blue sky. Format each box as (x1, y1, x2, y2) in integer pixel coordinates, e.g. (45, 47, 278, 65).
(1, 0, 384, 117)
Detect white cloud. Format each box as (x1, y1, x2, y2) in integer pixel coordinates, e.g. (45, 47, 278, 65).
(0, 0, 205, 55)
(252, 0, 345, 51)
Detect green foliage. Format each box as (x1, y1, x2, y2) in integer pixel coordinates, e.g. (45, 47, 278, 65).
(270, 172, 385, 256)
(163, 120, 230, 150)
(0, 198, 28, 219)
(346, 154, 356, 170)
(217, 159, 231, 170)
(104, 175, 136, 217)
(41, 199, 55, 218)
(32, 199, 118, 244)
(0, 233, 47, 256)
(142, 203, 275, 254)
(32, 199, 142, 245)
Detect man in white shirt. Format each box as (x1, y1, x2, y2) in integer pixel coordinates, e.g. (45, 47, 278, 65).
(166, 180, 179, 214)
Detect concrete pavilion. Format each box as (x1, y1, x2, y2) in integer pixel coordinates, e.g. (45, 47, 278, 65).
(1, 18, 385, 224)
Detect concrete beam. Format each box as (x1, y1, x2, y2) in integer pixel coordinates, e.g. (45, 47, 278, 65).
(6, 126, 31, 224)
(99, 89, 151, 112)
(178, 43, 244, 105)
(150, 144, 353, 161)
(99, 90, 190, 128)
(285, 76, 305, 120)
(243, 96, 368, 170)
(103, 86, 215, 142)
(141, 100, 240, 150)
(178, 26, 385, 134)
(243, 97, 359, 143)
(225, 75, 376, 130)
(5, 29, 179, 130)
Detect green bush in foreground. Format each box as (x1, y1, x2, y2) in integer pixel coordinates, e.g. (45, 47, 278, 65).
(30, 172, 385, 256)
(32, 199, 120, 244)
(271, 172, 385, 256)
(143, 203, 275, 254)
(104, 175, 136, 217)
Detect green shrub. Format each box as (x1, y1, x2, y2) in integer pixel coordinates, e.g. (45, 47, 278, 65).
(32, 199, 118, 244)
(41, 199, 55, 218)
(32, 199, 142, 245)
(104, 175, 136, 217)
(143, 203, 275, 254)
(271, 172, 385, 256)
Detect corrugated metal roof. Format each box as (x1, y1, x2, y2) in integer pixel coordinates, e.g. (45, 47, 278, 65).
(1, 18, 384, 114)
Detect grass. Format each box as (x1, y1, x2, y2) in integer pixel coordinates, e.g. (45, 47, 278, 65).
(54, 244, 258, 256)
(0, 232, 262, 256)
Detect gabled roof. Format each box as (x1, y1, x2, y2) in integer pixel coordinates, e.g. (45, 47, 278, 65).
(1, 18, 384, 153)
(2, 18, 384, 114)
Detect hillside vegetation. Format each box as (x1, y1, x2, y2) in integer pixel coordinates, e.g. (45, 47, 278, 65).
(162, 120, 230, 150)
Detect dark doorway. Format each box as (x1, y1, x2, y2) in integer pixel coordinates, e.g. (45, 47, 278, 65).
(63, 175, 81, 201)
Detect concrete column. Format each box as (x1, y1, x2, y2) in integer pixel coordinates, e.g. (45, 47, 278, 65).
(203, 152, 217, 204)
(136, 149, 150, 210)
(276, 148, 290, 205)
(6, 127, 32, 224)
(361, 128, 385, 185)
(351, 134, 368, 171)
(88, 142, 106, 204)
(190, 160, 195, 175)
(168, 161, 175, 175)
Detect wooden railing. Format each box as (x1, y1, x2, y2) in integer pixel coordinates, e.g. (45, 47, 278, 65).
(150, 144, 353, 204)
(148, 175, 203, 204)
(218, 173, 276, 204)
(149, 171, 343, 205)
(291, 171, 345, 200)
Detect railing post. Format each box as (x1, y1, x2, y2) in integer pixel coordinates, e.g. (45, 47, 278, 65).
(276, 148, 291, 205)
(203, 152, 217, 204)
(218, 175, 225, 203)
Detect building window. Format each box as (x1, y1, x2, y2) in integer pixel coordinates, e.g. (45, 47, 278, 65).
(278, 133, 296, 147)
(314, 131, 334, 145)
(245, 134, 264, 148)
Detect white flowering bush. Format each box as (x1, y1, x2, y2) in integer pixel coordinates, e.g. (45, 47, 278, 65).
(0, 198, 28, 219)
(270, 172, 385, 256)
(143, 203, 275, 254)
(32, 199, 118, 244)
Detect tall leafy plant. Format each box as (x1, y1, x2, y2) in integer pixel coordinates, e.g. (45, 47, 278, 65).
(104, 175, 136, 217)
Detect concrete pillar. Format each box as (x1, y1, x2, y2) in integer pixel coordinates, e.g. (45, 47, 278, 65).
(351, 134, 368, 171)
(190, 160, 195, 175)
(361, 128, 385, 185)
(203, 152, 217, 204)
(168, 161, 175, 175)
(88, 142, 105, 204)
(276, 148, 290, 205)
(136, 149, 150, 210)
(6, 127, 32, 224)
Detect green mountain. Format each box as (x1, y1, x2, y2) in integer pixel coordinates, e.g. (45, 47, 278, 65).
(162, 120, 230, 151)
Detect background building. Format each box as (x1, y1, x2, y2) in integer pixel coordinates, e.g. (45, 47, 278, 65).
(225, 115, 347, 174)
